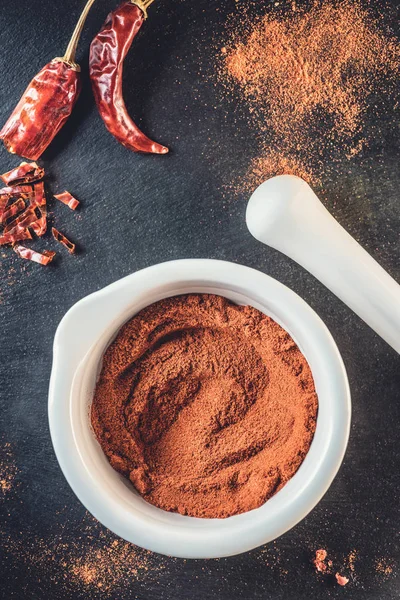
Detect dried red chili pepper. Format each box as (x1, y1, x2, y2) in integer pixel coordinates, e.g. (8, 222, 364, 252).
(52, 227, 76, 254)
(0, 0, 97, 161)
(89, 0, 168, 155)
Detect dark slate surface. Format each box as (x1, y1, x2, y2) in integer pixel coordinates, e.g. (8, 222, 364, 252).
(0, 0, 399, 598)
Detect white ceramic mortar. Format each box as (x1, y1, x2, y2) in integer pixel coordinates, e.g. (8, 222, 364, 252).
(49, 259, 350, 558)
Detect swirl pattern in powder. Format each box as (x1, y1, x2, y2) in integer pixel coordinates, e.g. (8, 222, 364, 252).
(91, 294, 318, 518)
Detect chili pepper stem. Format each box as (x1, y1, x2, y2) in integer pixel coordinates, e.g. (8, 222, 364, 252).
(131, 0, 155, 19)
(62, 0, 98, 68)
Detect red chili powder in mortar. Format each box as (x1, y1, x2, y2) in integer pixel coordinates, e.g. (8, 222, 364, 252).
(91, 294, 318, 518)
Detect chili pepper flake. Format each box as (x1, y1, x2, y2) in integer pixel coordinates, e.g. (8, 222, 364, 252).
(313, 549, 328, 572)
(27, 182, 47, 236)
(54, 191, 80, 210)
(0, 185, 32, 196)
(0, 161, 84, 261)
(0, 162, 44, 185)
(30, 211, 47, 238)
(52, 227, 76, 254)
(13, 244, 55, 266)
(0, 198, 26, 224)
(315, 549, 327, 561)
(4, 208, 39, 234)
(32, 182, 46, 207)
(0, 229, 32, 246)
(335, 573, 349, 586)
(0, 196, 10, 213)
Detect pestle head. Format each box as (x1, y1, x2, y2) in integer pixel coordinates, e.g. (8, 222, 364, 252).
(246, 175, 317, 244)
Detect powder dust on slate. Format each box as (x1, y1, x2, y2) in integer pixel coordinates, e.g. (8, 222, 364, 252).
(216, 0, 400, 192)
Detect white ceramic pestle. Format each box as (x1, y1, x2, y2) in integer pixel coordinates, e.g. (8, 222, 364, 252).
(246, 175, 400, 354)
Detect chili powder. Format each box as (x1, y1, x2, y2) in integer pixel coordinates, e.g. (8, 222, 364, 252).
(91, 294, 318, 518)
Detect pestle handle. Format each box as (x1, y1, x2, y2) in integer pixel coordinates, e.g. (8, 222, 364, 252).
(246, 175, 400, 354)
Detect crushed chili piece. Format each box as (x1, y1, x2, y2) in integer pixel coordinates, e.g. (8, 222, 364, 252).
(0, 229, 32, 246)
(51, 227, 76, 253)
(54, 190, 80, 210)
(0, 161, 83, 261)
(28, 181, 47, 236)
(4, 208, 38, 233)
(13, 244, 55, 265)
(30, 210, 47, 237)
(335, 573, 349, 586)
(0, 196, 10, 212)
(0, 198, 25, 223)
(315, 549, 327, 562)
(313, 549, 328, 572)
(0, 185, 32, 196)
(32, 182, 45, 207)
(0, 162, 44, 185)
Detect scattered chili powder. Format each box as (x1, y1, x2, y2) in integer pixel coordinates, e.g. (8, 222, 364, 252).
(375, 558, 394, 577)
(347, 549, 358, 573)
(92, 294, 318, 518)
(218, 0, 400, 192)
(239, 152, 318, 197)
(1, 513, 163, 594)
(0, 442, 19, 496)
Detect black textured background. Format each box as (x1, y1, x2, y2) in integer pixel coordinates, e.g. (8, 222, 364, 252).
(0, 0, 399, 598)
